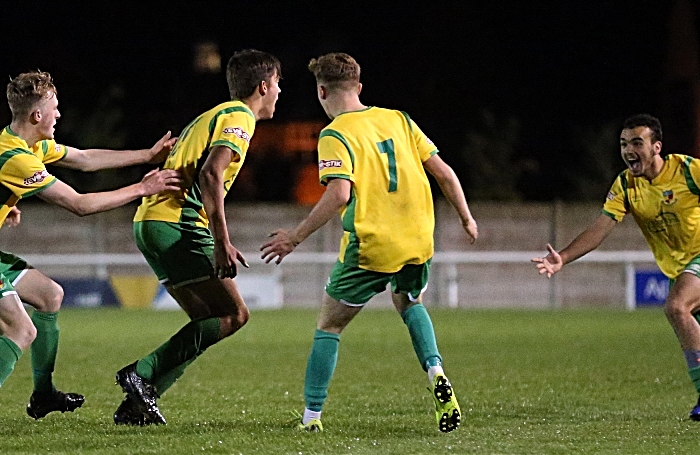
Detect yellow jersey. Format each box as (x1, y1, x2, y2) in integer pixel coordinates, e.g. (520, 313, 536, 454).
(318, 107, 438, 273)
(134, 101, 255, 227)
(0, 126, 64, 227)
(602, 154, 700, 278)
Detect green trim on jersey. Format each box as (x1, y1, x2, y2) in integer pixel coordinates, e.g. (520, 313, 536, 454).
(342, 188, 357, 233)
(5, 126, 18, 137)
(208, 106, 254, 135)
(400, 111, 413, 132)
(22, 178, 56, 197)
(335, 106, 373, 118)
(429, 149, 439, 157)
(343, 232, 360, 267)
(601, 209, 617, 221)
(319, 129, 355, 171)
(683, 156, 700, 196)
(619, 171, 630, 211)
(0, 148, 33, 170)
(210, 140, 242, 155)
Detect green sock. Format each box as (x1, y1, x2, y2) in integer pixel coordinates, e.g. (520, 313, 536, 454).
(690, 366, 700, 394)
(304, 329, 340, 412)
(135, 317, 221, 389)
(30, 311, 59, 393)
(401, 304, 442, 372)
(0, 336, 22, 387)
(152, 360, 193, 397)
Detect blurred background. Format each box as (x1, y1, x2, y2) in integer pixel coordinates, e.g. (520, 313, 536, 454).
(0, 0, 697, 308)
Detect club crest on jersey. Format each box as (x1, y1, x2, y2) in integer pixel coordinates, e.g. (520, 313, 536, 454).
(222, 127, 251, 143)
(24, 170, 50, 186)
(662, 189, 677, 205)
(319, 159, 342, 170)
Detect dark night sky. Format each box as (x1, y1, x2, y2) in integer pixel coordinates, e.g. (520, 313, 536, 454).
(0, 1, 675, 200)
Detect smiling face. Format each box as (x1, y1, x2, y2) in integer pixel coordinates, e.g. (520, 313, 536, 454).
(620, 126, 663, 179)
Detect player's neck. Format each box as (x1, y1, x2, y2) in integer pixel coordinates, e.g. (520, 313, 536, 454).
(644, 155, 666, 181)
(329, 96, 367, 119)
(9, 120, 41, 147)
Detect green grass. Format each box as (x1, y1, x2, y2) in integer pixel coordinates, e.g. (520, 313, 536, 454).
(0, 307, 697, 454)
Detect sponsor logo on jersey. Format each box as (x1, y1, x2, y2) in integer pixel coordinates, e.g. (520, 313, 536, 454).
(606, 191, 615, 201)
(425, 136, 434, 145)
(662, 189, 677, 205)
(319, 159, 343, 170)
(222, 127, 251, 143)
(54, 144, 62, 153)
(23, 170, 50, 186)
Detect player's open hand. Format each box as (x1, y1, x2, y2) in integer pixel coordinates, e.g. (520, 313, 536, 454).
(531, 243, 562, 278)
(147, 131, 178, 164)
(3, 206, 21, 227)
(139, 169, 183, 196)
(260, 229, 297, 265)
(214, 242, 249, 279)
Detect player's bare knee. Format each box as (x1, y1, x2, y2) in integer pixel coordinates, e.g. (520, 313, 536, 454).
(47, 281, 64, 312)
(664, 299, 690, 322)
(10, 320, 37, 351)
(218, 309, 249, 337)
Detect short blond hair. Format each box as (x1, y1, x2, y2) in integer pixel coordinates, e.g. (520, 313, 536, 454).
(6, 71, 56, 121)
(308, 53, 360, 91)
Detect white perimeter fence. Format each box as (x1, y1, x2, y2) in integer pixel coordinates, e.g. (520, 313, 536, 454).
(20, 250, 660, 310)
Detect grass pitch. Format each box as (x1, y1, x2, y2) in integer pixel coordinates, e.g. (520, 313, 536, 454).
(0, 307, 697, 454)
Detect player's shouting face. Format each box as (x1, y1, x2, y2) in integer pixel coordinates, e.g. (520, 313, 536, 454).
(35, 91, 61, 141)
(620, 126, 662, 179)
(258, 71, 281, 120)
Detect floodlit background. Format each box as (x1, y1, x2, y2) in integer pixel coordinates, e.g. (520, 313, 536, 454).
(0, 0, 697, 309)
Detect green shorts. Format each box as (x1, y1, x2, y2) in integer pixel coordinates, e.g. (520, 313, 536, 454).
(0, 251, 29, 297)
(325, 259, 431, 306)
(134, 221, 216, 288)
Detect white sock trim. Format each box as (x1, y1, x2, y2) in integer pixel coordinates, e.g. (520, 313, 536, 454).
(302, 408, 322, 425)
(428, 366, 445, 384)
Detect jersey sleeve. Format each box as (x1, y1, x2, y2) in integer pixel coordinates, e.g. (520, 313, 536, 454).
(601, 174, 628, 222)
(209, 111, 254, 160)
(317, 130, 354, 185)
(682, 155, 700, 195)
(37, 139, 68, 164)
(0, 152, 57, 198)
(401, 112, 438, 162)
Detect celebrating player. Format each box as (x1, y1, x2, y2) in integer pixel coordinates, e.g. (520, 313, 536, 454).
(113, 49, 282, 425)
(260, 53, 478, 433)
(532, 114, 700, 421)
(0, 71, 181, 418)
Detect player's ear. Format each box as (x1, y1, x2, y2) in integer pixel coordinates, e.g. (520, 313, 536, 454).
(318, 85, 327, 100)
(653, 140, 662, 156)
(258, 80, 268, 96)
(30, 108, 41, 125)
(357, 83, 362, 95)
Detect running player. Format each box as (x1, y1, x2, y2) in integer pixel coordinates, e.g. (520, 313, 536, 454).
(114, 49, 282, 425)
(532, 114, 700, 422)
(0, 71, 181, 419)
(260, 52, 478, 433)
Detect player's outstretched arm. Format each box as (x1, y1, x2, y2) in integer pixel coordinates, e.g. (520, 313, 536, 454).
(58, 131, 177, 172)
(37, 169, 181, 217)
(423, 154, 478, 244)
(531, 214, 617, 278)
(261, 178, 351, 264)
(200, 145, 249, 279)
